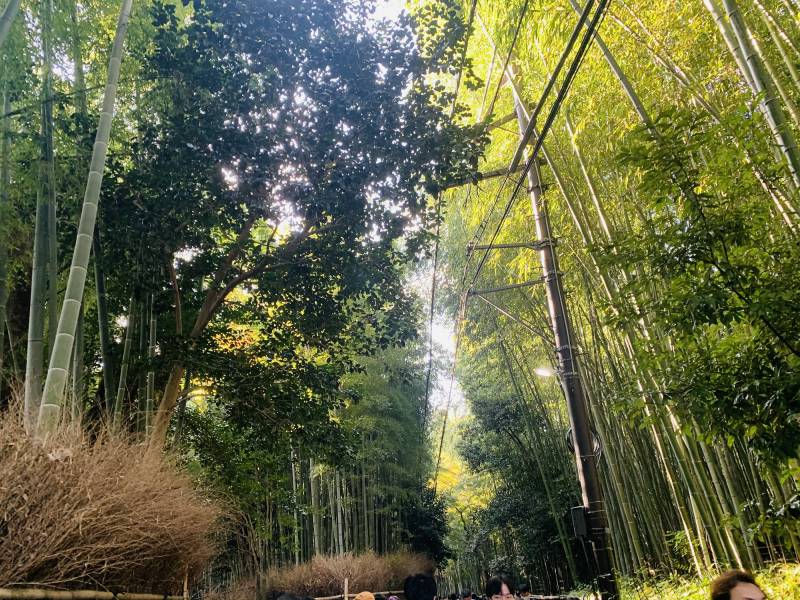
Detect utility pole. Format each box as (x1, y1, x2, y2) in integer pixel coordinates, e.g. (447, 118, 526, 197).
(509, 67, 618, 599)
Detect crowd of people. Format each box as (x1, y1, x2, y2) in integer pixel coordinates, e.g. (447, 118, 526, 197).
(273, 568, 766, 600)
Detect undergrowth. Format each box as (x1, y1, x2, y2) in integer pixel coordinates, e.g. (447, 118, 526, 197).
(0, 410, 222, 593)
(209, 551, 434, 600)
(618, 562, 800, 599)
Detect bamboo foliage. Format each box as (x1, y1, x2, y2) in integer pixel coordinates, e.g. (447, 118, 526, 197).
(439, 0, 800, 587)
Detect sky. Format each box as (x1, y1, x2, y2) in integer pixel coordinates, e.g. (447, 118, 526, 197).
(373, 0, 407, 21)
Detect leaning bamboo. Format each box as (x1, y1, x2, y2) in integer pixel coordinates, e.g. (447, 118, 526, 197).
(38, 0, 134, 433)
(721, 0, 800, 188)
(0, 0, 20, 49)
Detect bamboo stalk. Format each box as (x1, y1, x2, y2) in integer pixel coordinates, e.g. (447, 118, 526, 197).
(113, 296, 136, 427)
(722, 0, 800, 188)
(0, 73, 9, 383)
(0, 0, 20, 49)
(38, 0, 135, 433)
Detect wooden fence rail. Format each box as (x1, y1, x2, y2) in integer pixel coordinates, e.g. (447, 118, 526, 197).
(0, 590, 184, 600)
(0, 587, 579, 600)
(315, 590, 403, 600)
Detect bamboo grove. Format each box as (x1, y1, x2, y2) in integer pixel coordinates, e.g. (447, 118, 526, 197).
(0, 0, 481, 582)
(436, 0, 800, 594)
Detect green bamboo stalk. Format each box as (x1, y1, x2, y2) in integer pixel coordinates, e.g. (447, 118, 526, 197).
(753, 0, 800, 60)
(5, 315, 17, 377)
(93, 237, 115, 413)
(136, 296, 146, 432)
(0, 75, 9, 384)
(25, 0, 59, 429)
(290, 448, 301, 565)
(310, 457, 322, 555)
(24, 156, 48, 428)
(113, 296, 135, 427)
(565, 0, 654, 129)
(38, 0, 134, 434)
(0, 0, 20, 49)
(69, 0, 88, 427)
(71, 0, 117, 414)
(704, 0, 757, 89)
(40, 0, 58, 355)
(145, 293, 155, 436)
(748, 29, 800, 126)
(722, 0, 800, 188)
(563, 110, 615, 241)
(70, 306, 84, 422)
(497, 331, 581, 579)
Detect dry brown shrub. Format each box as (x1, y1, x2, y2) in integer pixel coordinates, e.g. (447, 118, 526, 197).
(261, 551, 434, 598)
(0, 409, 222, 593)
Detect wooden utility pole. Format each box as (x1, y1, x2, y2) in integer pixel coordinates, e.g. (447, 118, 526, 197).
(509, 70, 618, 599)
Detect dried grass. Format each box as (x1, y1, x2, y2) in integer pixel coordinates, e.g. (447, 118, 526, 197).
(0, 409, 222, 593)
(262, 551, 433, 598)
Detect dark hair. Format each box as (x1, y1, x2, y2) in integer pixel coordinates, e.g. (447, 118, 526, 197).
(711, 571, 760, 600)
(485, 576, 512, 598)
(518, 584, 530, 596)
(460, 591, 471, 599)
(448, 594, 458, 600)
(404, 573, 437, 600)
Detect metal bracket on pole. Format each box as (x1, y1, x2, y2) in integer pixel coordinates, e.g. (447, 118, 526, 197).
(467, 277, 545, 296)
(467, 239, 556, 254)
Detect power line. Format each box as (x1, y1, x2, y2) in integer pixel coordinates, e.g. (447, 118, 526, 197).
(467, 0, 611, 292)
(432, 0, 613, 491)
(421, 0, 479, 431)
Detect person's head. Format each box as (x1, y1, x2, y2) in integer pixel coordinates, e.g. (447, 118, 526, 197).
(711, 571, 765, 600)
(518, 584, 530, 598)
(448, 594, 457, 600)
(485, 576, 513, 600)
(460, 591, 471, 600)
(404, 573, 437, 600)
